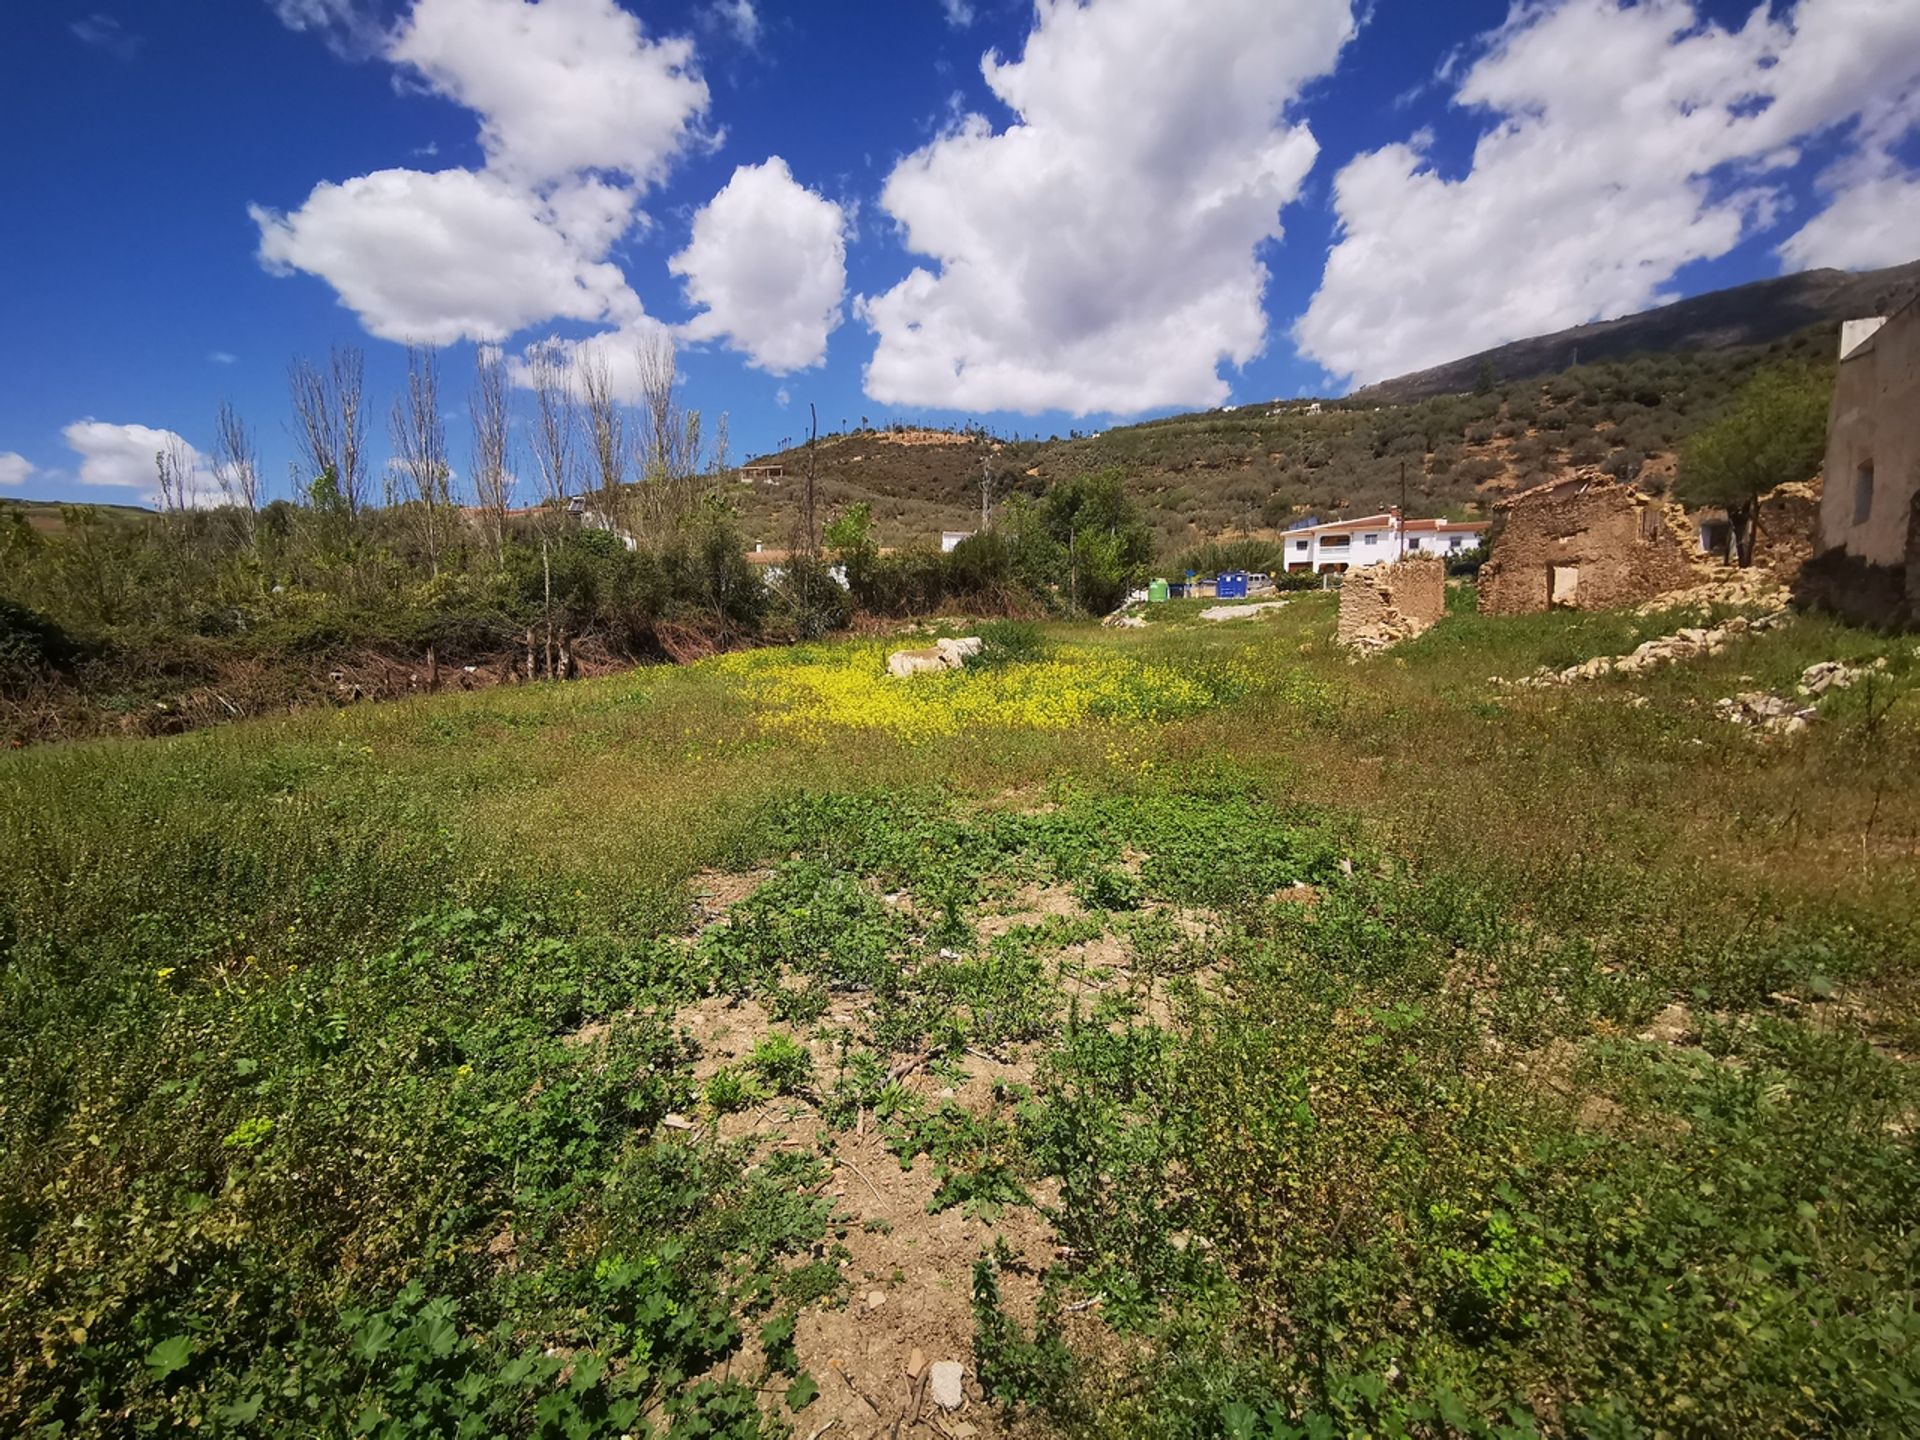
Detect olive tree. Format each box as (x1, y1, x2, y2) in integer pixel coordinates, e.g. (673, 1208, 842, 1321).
(1674, 364, 1829, 567)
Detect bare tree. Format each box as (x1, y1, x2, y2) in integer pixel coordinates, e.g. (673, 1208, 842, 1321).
(579, 346, 626, 535)
(634, 331, 716, 528)
(527, 337, 577, 518)
(469, 345, 514, 566)
(214, 401, 261, 549)
(289, 346, 368, 516)
(389, 343, 452, 576)
(154, 434, 198, 515)
(635, 331, 679, 488)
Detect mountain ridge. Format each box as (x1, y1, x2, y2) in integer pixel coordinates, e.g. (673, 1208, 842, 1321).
(1348, 258, 1920, 405)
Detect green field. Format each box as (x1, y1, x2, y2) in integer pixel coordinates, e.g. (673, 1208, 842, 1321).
(4, 593, 1918, 1438)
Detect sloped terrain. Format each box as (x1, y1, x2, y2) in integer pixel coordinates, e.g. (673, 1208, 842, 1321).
(1350, 257, 1920, 404)
(5, 600, 1919, 1436)
(744, 319, 1840, 552)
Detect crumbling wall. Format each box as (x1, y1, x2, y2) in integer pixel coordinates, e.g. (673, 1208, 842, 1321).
(1752, 475, 1822, 583)
(1337, 556, 1445, 652)
(1478, 478, 1698, 616)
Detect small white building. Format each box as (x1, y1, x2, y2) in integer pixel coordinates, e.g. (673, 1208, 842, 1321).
(940, 530, 974, 553)
(1281, 510, 1490, 574)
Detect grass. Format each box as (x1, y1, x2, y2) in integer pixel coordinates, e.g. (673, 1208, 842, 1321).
(2, 588, 1918, 1437)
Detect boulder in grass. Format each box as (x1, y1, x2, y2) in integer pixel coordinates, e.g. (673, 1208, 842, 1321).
(887, 636, 982, 679)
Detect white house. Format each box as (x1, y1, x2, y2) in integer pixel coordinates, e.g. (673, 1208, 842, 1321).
(940, 530, 973, 553)
(1281, 509, 1490, 574)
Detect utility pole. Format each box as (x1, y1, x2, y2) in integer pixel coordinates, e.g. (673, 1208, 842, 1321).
(804, 402, 819, 558)
(1398, 459, 1408, 561)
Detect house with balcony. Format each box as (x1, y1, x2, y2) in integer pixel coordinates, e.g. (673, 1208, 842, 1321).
(1280, 509, 1490, 574)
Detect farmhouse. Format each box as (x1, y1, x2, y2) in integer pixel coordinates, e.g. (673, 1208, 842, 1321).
(1805, 298, 1920, 624)
(1280, 509, 1489, 574)
(1477, 477, 1698, 615)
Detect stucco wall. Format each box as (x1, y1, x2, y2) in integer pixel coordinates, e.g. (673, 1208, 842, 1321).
(1477, 480, 1699, 616)
(1337, 556, 1445, 650)
(1821, 301, 1920, 579)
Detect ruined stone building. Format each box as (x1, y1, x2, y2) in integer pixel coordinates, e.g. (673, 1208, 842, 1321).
(1477, 477, 1699, 615)
(1806, 297, 1920, 625)
(1337, 554, 1446, 652)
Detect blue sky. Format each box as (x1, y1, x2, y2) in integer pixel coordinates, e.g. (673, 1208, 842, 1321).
(3, 0, 1918, 508)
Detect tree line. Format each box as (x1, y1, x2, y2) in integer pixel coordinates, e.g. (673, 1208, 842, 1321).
(0, 339, 1164, 742)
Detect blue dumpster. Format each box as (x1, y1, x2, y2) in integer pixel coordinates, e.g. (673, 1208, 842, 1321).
(1215, 570, 1249, 599)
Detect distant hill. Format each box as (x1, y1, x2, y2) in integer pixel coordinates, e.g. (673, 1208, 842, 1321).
(732, 262, 1914, 558)
(1350, 258, 1920, 405)
(1, 497, 154, 536)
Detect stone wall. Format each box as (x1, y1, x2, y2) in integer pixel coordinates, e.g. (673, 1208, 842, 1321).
(1752, 476, 1822, 584)
(1478, 478, 1700, 616)
(1337, 555, 1446, 652)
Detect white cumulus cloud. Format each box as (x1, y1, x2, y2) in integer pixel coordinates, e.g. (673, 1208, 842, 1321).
(708, 0, 761, 47)
(0, 452, 35, 488)
(1296, 0, 1920, 387)
(258, 0, 713, 351)
(252, 168, 643, 344)
(505, 318, 676, 406)
(859, 0, 1357, 416)
(387, 0, 713, 188)
(672, 158, 848, 373)
(1780, 172, 1920, 271)
(62, 421, 214, 505)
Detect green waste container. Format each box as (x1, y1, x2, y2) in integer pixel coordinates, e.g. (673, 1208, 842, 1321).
(1147, 578, 1170, 603)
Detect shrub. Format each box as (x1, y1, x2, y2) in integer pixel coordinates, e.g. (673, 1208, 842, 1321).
(0, 598, 81, 692)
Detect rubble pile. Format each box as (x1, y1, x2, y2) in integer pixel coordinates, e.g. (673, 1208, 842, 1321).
(1635, 567, 1793, 615)
(1495, 612, 1788, 688)
(1714, 691, 1817, 734)
(1715, 660, 1883, 735)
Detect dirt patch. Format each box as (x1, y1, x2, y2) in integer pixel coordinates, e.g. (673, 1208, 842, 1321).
(559, 1018, 612, 1049)
(682, 994, 780, 1081)
(877, 429, 974, 449)
(1199, 600, 1288, 622)
(979, 882, 1084, 938)
(689, 868, 774, 927)
(796, 1120, 1055, 1438)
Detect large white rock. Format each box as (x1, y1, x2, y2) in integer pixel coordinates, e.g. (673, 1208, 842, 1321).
(928, 1360, 966, 1409)
(887, 636, 982, 679)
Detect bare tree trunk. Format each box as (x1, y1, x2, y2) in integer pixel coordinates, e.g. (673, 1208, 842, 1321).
(528, 338, 578, 536)
(391, 344, 451, 577)
(579, 347, 626, 541)
(214, 401, 261, 554)
(154, 434, 197, 516)
(469, 345, 514, 567)
(542, 536, 555, 680)
(289, 346, 368, 517)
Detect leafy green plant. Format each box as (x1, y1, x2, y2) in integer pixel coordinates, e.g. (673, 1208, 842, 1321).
(747, 1032, 814, 1094)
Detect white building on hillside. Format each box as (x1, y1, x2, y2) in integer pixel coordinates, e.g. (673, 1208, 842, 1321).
(1281, 509, 1490, 574)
